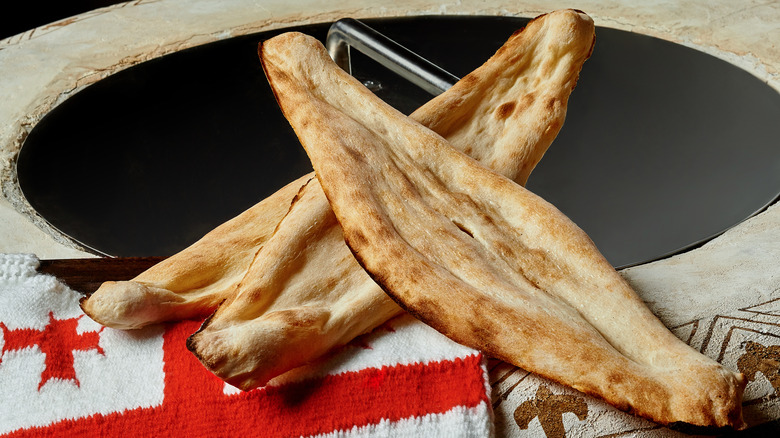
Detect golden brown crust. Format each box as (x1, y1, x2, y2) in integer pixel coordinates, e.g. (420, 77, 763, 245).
(81, 10, 594, 332)
(187, 178, 402, 389)
(413, 10, 595, 185)
(187, 9, 596, 390)
(80, 174, 310, 329)
(260, 16, 745, 429)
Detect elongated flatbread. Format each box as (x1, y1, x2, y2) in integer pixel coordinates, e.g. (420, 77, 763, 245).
(259, 29, 746, 429)
(187, 10, 595, 390)
(81, 10, 592, 330)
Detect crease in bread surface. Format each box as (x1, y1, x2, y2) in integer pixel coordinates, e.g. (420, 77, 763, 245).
(187, 9, 596, 390)
(258, 27, 746, 430)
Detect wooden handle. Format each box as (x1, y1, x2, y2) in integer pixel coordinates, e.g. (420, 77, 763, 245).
(38, 257, 167, 294)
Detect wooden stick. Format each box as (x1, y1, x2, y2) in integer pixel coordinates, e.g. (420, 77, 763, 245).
(38, 257, 166, 294)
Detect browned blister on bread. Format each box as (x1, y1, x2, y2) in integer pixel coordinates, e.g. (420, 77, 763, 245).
(187, 9, 596, 390)
(259, 26, 746, 429)
(413, 11, 595, 185)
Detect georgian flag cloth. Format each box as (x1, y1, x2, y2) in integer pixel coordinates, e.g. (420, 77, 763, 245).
(0, 254, 493, 437)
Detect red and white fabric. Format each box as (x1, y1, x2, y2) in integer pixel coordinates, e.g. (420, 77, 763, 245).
(0, 253, 493, 437)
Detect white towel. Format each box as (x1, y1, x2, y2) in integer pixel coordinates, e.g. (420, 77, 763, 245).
(0, 253, 493, 437)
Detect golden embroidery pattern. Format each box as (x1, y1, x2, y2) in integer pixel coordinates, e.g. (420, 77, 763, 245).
(514, 385, 588, 438)
(738, 341, 780, 397)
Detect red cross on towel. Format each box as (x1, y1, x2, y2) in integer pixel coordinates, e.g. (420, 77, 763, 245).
(2, 320, 488, 437)
(0, 312, 104, 389)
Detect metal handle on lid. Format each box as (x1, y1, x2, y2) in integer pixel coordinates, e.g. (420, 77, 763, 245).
(326, 18, 460, 96)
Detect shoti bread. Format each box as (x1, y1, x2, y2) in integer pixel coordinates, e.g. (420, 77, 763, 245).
(186, 10, 595, 389)
(258, 26, 746, 431)
(82, 10, 592, 329)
